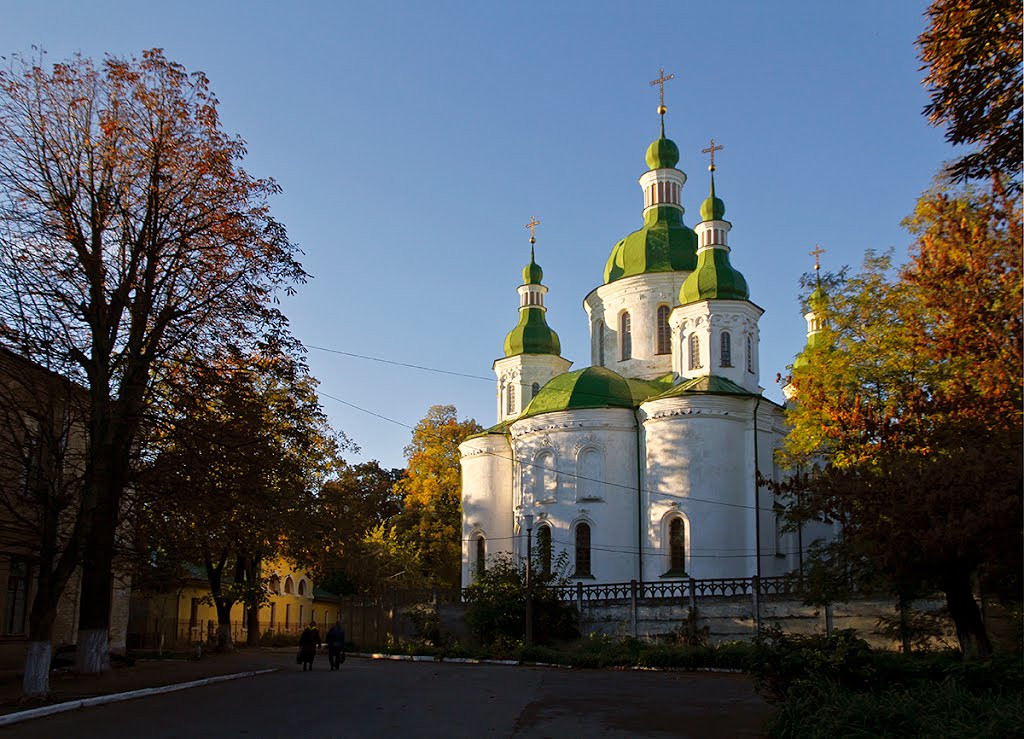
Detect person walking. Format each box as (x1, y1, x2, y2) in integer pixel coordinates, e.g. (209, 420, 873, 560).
(326, 619, 346, 671)
(299, 621, 321, 671)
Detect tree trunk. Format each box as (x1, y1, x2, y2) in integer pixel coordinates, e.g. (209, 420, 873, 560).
(245, 555, 262, 647)
(215, 599, 234, 653)
(943, 568, 992, 659)
(22, 642, 52, 699)
(898, 592, 912, 655)
(76, 509, 115, 674)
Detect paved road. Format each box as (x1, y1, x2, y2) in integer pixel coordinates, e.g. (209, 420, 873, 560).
(5, 654, 770, 737)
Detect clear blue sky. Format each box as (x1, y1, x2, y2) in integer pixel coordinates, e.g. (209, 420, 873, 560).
(5, 1, 951, 469)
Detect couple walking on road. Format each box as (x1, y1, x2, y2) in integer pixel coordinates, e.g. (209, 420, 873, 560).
(299, 620, 346, 671)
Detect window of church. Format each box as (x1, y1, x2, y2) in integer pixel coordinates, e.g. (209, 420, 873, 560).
(534, 451, 557, 501)
(746, 335, 754, 373)
(656, 305, 671, 355)
(507, 383, 515, 415)
(720, 331, 732, 367)
(298, 579, 306, 596)
(531, 381, 540, 398)
(576, 448, 603, 501)
(536, 524, 552, 577)
(668, 518, 686, 574)
(689, 333, 701, 370)
(620, 312, 632, 360)
(475, 535, 486, 577)
(574, 522, 592, 577)
(284, 576, 294, 595)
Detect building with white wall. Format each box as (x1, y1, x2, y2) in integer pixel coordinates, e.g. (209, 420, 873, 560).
(460, 107, 829, 588)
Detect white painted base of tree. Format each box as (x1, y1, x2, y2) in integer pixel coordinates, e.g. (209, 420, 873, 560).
(22, 642, 51, 698)
(76, 629, 110, 674)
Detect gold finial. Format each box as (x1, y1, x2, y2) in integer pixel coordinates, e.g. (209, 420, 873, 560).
(810, 244, 826, 271)
(649, 67, 675, 115)
(525, 216, 541, 245)
(702, 138, 724, 172)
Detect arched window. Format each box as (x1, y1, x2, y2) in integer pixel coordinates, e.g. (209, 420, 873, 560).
(720, 331, 732, 367)
(597, 320, 605, 366)
(620, 312, 632, 360)
(531, 381, 540, 398)
(746, 335, 754, 373)
(576, 447, 603, 501)
(297, 579, 306, 596)
(574, 522, 592, 577)
(688, 333, 701, 370)
(475, 535, 486, 577)
(507, 383, 516, 415)
(284, 576, 294, 595)
(269, 575, 281, 595)
(536, 524, 552, 577)
(668, 518, 686, 573)
(656, 305, 671, 355)
(534, 451, 557, 501)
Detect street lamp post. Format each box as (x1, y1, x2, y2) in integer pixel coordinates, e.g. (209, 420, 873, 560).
(523, 513, 534, 647)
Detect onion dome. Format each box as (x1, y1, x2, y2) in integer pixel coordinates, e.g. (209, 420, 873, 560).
(520, 366, 633, 418)
(699, 173, 726, 221)
(504, 245, 560, 357)
(503, 308, 561, 357)
(523, 246, 543, 285)
(645, 120, 680, 170)
(604, 207, 697, 283)
(680, 248, 749, 303)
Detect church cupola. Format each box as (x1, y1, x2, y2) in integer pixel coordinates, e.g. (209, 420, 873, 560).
(494, 218, 572, 422)
(793, 246, 829, 370)
(672, 146, 763, 393)
(603, 69, 697, 284)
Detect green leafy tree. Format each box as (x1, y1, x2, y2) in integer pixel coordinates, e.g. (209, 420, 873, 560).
(391, 405, 481, 589)
(139, 347, 342, 650)
(783, 182, 1022, 658)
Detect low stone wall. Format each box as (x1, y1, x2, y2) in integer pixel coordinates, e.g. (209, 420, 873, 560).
(577, 595, 958, 650)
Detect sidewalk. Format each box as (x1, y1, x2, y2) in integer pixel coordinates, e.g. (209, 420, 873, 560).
(0, 647, 292, 717)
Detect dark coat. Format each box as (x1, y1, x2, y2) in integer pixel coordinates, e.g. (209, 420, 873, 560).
(326, 624, 346, 649)
(299, 626, 321, 658)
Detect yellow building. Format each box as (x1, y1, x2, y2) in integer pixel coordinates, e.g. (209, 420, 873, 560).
(128, 558, 342, 648)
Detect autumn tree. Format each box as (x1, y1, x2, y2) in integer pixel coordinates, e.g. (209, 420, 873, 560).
(388, 405, 481, 589)
(138, 348, 341, 650)
(0, 50, 304, 672)
(918, 0, 1022, 186)
(784, 183, 1022, 658)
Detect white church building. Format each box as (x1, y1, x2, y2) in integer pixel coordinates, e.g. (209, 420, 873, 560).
(459, 104, 826, 589)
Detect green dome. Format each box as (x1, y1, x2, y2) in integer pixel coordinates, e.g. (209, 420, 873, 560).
(521, 366, 633, 418)
(523, 246, 543, 285)
(699, 174, 726, 221)
(504, 307, 560, 357)
(604, 206, 697, 283)
(808, 285, 828, 311)
(680, 248, 749, 304)
(645, 136, 680, 170)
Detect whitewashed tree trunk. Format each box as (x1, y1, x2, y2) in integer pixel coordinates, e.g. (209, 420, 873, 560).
(76, 628, 109, 674)
(22, 642, 51, 698)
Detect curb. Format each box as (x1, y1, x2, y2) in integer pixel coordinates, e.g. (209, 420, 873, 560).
(0, 668, 277, 728)
(358, 652, 743, 673)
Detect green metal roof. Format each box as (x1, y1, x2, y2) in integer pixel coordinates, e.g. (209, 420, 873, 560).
(520, 366, 634, 418)
(503, 307, 561, 357)
(651, 374, 758, 400)
(604, 206, 698, 283)
(699, 173, 726, 221)
(645, 136, 680, 170)
(523, 246, 543, 285)
(679, 247, 749, 304)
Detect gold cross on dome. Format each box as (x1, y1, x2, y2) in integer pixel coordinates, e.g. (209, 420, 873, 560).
(702, 138, 724, 172)
(649, 67, 675, 110)
(525, 216, 541, 244)
(810, 244, 826, 270)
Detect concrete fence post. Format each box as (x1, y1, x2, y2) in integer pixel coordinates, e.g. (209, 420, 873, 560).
(630, 579, 639, 639)
(825, 603, 834, 635)
(687, 578, 698, 641)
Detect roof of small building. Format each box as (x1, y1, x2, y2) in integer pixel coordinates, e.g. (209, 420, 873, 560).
(519, 366, 635, 418)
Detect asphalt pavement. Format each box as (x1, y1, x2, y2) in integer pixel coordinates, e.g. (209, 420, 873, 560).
(2, 652, 771, 737)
